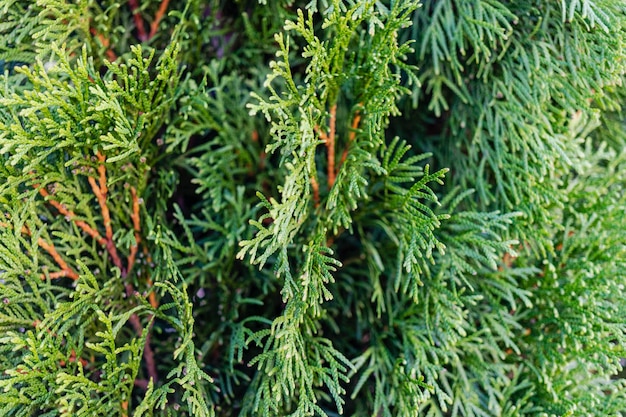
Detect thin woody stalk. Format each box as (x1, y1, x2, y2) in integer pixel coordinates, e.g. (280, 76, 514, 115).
(128, 0, 171, 41)
(313, 104, 337, 191)
(38, 238, 80, 280)
(37, 186, 107, 246)
(0, 221, 80, 280)
(310, 174, 320, 208)
(327, 104, 337, 187)
(90, 153, 159, 384)
(37, 153, 159, 385)
(89, 27, 117, 61)
(128, 0, 148, 42)
(127, 187, 141, 275)
(339, 109, 361, 167)
(88, 152, 123, 273)
(128, 187, 158, 309)
(149, 0, 171, 39)
(314, 104, 360, 195)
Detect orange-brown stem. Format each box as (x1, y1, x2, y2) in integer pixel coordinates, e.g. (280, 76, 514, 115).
(89, 27, 117, 61)
(146, 278, 158, 309)
(327, 104, 337, 187)
(37, 187, 107, 246)
(149, 0, 170, 39)
(88, 153, 123, 272)
(0, 221, 28, 236)
(128, 0, 148, 41)
(126, 284, 158, 383)
(95, 151, 107, 176)
(127, 188, 156, 312)
(310, 175, 320, 208)
(59, 349, 89, 368)
(339, 110, 361, 167)
(86, 179, 108, 232)
(96, 152, 111, 240)
(38, 238, 79, 280)
(1, 218, 79, 280)
(142, 245, 159, 309)
(314, 125, 329, 143)
(127, 187, 141, 274)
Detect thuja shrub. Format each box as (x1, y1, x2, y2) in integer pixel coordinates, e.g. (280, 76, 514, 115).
(1, 1, 625, 416)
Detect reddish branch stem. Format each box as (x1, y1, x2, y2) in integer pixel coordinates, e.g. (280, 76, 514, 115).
(89, 27, 117, 61)
(38, 238, 80, 280)
(126, 283, 158, 383)
(149, 0, 170, 39)
(327, 104, 337, 187)
(128, 0, 148, 41)
(146, 277, 158, 309)
(35, 152, 159, 385)
(88, 154, 158, 384)
(0, 221, 80, 280)
(340, 110, 361, 167)
(127, 187, 141, 275)
(37, 187, 107, 246)
(310, 175, 320, 208)
(313, 104, 362, 198)
(127, 187, 158, 309)
(88, 152, 123, 273)
(311, 126, 327, 206)
(128, 0, 169, 41)
(133, 379, 150, 390)
(142, 330, 157, 383)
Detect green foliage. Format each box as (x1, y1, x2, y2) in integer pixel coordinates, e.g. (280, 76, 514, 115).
(411, 0, 626, 253)
(1, 0, 626, 416)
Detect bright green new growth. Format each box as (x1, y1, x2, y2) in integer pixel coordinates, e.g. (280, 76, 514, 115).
(1, 0, 626, 416)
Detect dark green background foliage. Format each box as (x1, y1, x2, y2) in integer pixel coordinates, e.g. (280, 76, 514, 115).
(0, 0, 625, 416)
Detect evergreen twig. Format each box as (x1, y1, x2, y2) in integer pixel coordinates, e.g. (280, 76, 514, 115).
(1, 1, 625, 416)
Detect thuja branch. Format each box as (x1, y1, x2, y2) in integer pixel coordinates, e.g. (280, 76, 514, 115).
(36, 237, 79, 280)
(37, 186, 107, 246)
(315, 104, 362, 191)
(340, 108, 361, 167)
(88, 152, 159, 384)
(127, 186, 141, 275)
(0, 220, 79, 280)
(87, 152, 123, 273)
(34, 152, 159, 384)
